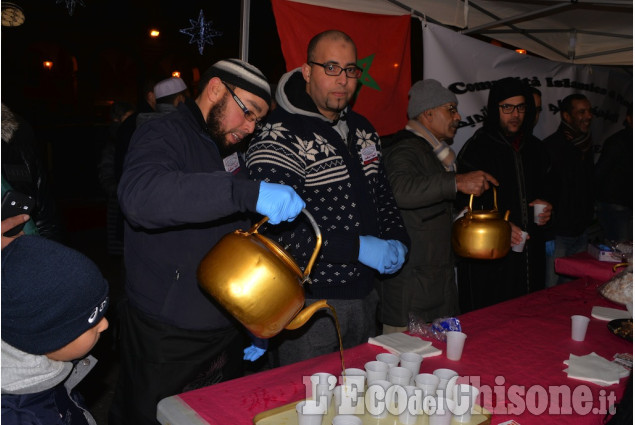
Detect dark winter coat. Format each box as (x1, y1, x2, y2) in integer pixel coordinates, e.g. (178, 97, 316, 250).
(379, 129, 460, 325)
(117, 98, 261, 331)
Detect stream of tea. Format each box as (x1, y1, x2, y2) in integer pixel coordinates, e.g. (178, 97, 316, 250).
(327, 303, 347, 380)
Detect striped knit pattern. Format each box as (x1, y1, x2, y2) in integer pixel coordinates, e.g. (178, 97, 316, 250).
(247, 109, 405, 293)
(201, 59, 271, 104)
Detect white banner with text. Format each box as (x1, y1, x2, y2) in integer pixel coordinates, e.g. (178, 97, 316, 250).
(421, 22, 632, 159)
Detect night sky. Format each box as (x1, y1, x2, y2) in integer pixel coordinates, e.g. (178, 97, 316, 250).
(2, 0, 285, 125)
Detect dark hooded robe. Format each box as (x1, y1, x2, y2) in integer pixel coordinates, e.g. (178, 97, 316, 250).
(455, 77, 550, 313)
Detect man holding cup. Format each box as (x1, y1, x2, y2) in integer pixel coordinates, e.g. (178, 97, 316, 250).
(455, 77, 552, 312)
(380, 79, 498, 331)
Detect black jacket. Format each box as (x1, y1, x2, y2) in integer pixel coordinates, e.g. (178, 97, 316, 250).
(542, 126, 595, 237)
(1, 104, 64, 241)
(594, 126, 633, 207)
(117, 98, 261, 330)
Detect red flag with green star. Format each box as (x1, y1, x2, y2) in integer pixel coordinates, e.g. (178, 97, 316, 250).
(271, 0, 411, 136)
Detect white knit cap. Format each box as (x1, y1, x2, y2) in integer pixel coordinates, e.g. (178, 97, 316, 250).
(154, 77, 187, 99)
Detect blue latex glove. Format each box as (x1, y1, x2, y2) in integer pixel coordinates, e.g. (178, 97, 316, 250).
(384, 240, 408, 274)
(545, 240, 555, 257)
(243, 344, 266, 362)
(255, 182, 306, 225)
(358, 235, 408, 274)
(243, 334, 268, 362)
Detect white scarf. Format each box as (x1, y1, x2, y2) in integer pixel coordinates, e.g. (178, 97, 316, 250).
(405, 119, 456, 172)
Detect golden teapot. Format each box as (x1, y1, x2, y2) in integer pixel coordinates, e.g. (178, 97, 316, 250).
(452, 187, 511, 260)
(198, 209, 327, 339)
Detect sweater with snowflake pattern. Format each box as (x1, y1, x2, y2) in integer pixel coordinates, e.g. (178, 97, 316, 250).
(246, 69, 409, 300)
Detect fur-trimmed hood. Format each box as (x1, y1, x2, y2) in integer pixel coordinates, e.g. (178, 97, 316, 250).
(1, 103, 19, 143)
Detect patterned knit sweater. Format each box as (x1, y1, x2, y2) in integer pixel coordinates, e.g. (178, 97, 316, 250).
(246, 69, 409, 300)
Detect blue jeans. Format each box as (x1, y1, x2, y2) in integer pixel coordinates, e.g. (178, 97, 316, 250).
(545, 233, 589, 287)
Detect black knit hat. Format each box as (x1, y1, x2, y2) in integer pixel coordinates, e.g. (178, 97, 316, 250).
(201, 58, 271, 105)
(485, 77, 535, 134)
(1, 236, 109, 355)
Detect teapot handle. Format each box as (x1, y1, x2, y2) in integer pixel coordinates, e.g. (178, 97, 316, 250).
(251, 209, 322, 283)
(468, 185, 499, 213)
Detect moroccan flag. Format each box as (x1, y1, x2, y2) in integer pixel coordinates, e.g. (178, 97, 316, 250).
(271, 0, 411, 136)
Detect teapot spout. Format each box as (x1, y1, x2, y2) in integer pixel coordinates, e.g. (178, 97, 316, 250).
(285, 299, 329, 330)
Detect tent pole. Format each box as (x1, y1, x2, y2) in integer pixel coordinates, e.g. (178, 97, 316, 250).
(240, 0, 250, 61)
(462, 3, 572, 35)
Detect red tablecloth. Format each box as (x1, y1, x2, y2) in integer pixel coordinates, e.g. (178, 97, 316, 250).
(162, 278, 632, 425)
(555, 252, 622, 282)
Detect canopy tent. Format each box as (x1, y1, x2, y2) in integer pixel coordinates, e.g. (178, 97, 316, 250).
(279, 0, 632, 66)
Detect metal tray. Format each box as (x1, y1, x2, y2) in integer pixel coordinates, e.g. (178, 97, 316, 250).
(253, 399, 491, 424)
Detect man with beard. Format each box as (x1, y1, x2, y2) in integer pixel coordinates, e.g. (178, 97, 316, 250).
(379, 80, 498, 332)
(246, 30, 409, 365)
(542, 94, 595, 286)
(455, 77, 552, 312)
(110, 59, 305, 425)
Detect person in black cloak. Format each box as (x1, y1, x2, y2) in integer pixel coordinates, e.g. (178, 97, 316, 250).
(455, 77, 553, 312)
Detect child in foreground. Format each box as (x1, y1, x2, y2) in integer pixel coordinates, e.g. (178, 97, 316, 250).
(1, 235, 110, 425)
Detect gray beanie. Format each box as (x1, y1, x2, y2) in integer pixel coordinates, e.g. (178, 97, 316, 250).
(201, 59, 271, 105)
(407, 79, 458, 119)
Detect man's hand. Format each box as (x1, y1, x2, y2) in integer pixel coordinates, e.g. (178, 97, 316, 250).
(456, 171, 499, 196)
(255, 182, 305, 225)
(358, 236, 408, 274)
(1, 215, 29, 250)
(529, 199, 552, 226)
(509, 222, 529, 246)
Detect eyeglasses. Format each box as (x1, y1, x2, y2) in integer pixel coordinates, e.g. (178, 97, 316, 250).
(499, 103, 527, 114)
(222, 81, 263, 129)
(308, 61, 362, 79)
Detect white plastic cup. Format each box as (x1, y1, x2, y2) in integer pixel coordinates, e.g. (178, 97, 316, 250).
(426, 396, 456, 425)
(334, 385, 364, 415)
(296, 400, 326, 425)
(365, 379, 392, 419)
(315, 383, 333, 411)
(571, 315, 591, 341)
(342, 368, 366, 392)
(399, 352, 423, 383)
(310, 372, 336, 396)
(533, 204, 547, 224)
(364, 360, 389, 384)
(332, 415, 363, 425)
(446, 331, 467, 361)
(415, 373, 440, 399)
(376, 352, 400, 368)
(388, 366, 412, 386)
(398, 385, 423, 425)
(433, 369, 458, 399)
(512, 230, 528, 252)
(452, 384, 480, 423)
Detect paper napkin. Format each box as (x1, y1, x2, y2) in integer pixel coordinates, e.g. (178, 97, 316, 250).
(591, 306, 631, 321)
(563, 352, 630, 386)
(368, 333, 442, 357)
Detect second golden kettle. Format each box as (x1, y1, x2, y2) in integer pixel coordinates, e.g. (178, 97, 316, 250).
(452, 186, 511, 260)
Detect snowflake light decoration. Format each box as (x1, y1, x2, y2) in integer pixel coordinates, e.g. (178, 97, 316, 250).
(56, 0, 85, 16)
(179, 9, 223, 55)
